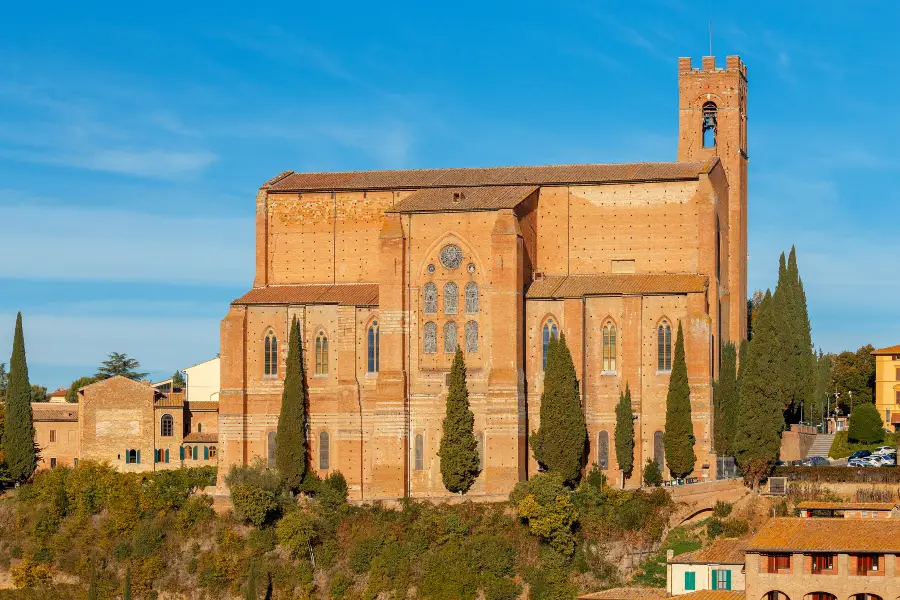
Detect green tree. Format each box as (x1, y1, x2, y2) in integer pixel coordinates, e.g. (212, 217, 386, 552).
(29, 385, 47, 403)
(0, 362, 7, 401)
(713, 342, 738, 455)
(614, 383, 634, 486)
(812, 351, 833, 424)
(642, 457, 662, 487)
(438, 347, 480, 494)
(65, 376, 96, 403)
(530, 333, 587, 485)
(747, 290, 763, 341)
(831, 344, 876, 411)
(172, 370, 186, 389)
(847, 403, 884, 444)
(4, 313, 36, 482)
(664, 321, 696, 479)
(772, 252, 795, 415)
(123, 566, 132, 600)
(510, 472, 578, 556)
(95, 352, 148, 381)
(276, 317, 309, 492)
(779, 247, 816, 423)
(735, 291, 786, 490)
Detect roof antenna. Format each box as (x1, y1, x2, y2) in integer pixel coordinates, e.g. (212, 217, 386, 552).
(709, 20, 713, 57)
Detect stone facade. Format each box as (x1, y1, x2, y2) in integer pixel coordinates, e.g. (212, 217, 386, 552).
(31, 375, 219, 472)
(219, 56, 750, 500)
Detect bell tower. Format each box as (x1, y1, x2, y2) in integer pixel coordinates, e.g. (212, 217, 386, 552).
(678, 55, 748, 342)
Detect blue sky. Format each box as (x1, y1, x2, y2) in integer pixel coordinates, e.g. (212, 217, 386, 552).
(1, 1, 898, 390)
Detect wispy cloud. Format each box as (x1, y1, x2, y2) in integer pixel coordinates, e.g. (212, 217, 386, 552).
(0, 194, 253, 285)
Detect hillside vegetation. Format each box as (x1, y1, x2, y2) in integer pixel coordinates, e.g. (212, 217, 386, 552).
(0, 463, 684, 599)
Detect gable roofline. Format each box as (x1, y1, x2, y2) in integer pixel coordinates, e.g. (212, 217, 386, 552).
(261, 158, 720, 193)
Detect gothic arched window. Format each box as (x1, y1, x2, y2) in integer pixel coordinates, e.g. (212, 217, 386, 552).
(702, 101, 717, 148)
(160, 414, 173, 437)
(465, 321, 478, 352)
(597, 430, 609, 470)
(414, 434, 424, 471)
(444, 321, 458, 353)
(264, 329, 278, 377)
(424, 322, 437, 354)
(444, 282, 458, 315)
(319, 431, 330, 470)
(367, 320, 379, 373)
(423, 283, 437, 315)
(658, 320, 672, 372)
(315, 330, 329, 375)
(602, 322, 617, 373)
(465, 282, 479, 313)
(542, 318, 559, 370)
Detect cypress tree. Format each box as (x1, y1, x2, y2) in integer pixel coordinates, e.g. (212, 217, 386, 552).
(614, 383, 635, 486)
(4, 313, 36, 482)
(123, 566, 132, 600)
(438, 348, 479, 493)
(664, 321, 696, 479)
(787, 247, 816, 421)
(530, 333, 587, 485)
(713, 342, 738, 456)
(735, 291, 786, 490)
(276, 317, 309, 492)
(245, 561, 257, 600)
(772, 252, 794, 415)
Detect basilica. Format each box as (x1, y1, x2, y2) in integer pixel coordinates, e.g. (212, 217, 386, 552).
(218, 55, 749, 500)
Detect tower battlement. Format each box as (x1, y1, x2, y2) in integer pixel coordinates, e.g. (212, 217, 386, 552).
(678, 55, 747, 78)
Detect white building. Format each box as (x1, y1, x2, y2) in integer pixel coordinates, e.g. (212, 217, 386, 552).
(667, 537, 747, 595)
(184, 356, 220, 403)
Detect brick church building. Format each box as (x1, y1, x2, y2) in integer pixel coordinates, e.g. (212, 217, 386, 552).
(219, 55, 749, 500)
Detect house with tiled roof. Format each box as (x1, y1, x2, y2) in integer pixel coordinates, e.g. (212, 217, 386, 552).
(218, 55, 751, 498)
(796, 501, 899, 519)
(745, 517, 900, 600)
(873, 344, 900, 430)
(667, 538, 749, 595)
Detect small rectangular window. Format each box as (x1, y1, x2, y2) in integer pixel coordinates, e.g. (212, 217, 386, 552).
(895, 366, 900, 381)
(49, 430, 56, 443)
(684, 571, 695, 591)
(50, 457, 57, 468)
(895, 390, 900, 404)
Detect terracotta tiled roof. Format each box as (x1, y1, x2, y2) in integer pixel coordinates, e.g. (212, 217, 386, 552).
(232, 283, 378, 306)
(670, 538, 748, 564)
(747, 517, 900, 552)
(183, 432, 218, 443)
(266, 160, 719, 192)
(31, 403, 78, 422)
(48, 388, 68, 398)
(155, 392, 185, 408)
(872, 344, 900, 355)
(526, 274, 709, 299)
(578, 588, 667, 600)
(387, 185, 538, 213)
(186, 400, 219, 412)
(674, 592, 744, 600)
(797, 501, 896, 511)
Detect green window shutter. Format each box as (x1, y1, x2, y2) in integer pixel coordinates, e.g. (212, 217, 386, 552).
(724, 569, 731, 590)
(204, 446, 209, 460)
(194, 446, 198, 460)
(684, 572, 695, 591)
(137, 449, 141, 464)
(711, 569, 718, 590)
(180, 446, 185, 460)
(165, 449, 170, 463)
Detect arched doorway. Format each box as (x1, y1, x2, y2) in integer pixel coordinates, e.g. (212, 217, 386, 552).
(803, 594, 836, 600)
(849, 595, 881, 600)
(764, 592, 790, 600)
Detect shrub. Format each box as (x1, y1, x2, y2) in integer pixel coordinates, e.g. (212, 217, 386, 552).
(11, 558, 51, 588)
(713, 500, 733, 518)
(349, 537, 382, 574)
(643, 458, 663, 487)
(706, 518, 724, 538)
(275, 509, 317, 558)
(481, 573, 521, 600)
(248, 527, 277, 556)
(318, 471, 349, 514)
(420, 540, 477, 600)
(513, 472, 578, 556)
(230, 484, 278, 527)
(723, 518, 749, 537)
(848, 403, 885, 444)
(174, 495, 215, 533)
(329, 572, 353, 600)
(132, 518, 166, 558)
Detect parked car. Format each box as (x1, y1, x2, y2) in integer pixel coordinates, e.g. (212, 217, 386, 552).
(873, 446, 895, 455)
(848, 450, 872, 460)
(803, 456, 829, 466)
(848, 457, 868, 467)
(860, 456, 884, 467)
